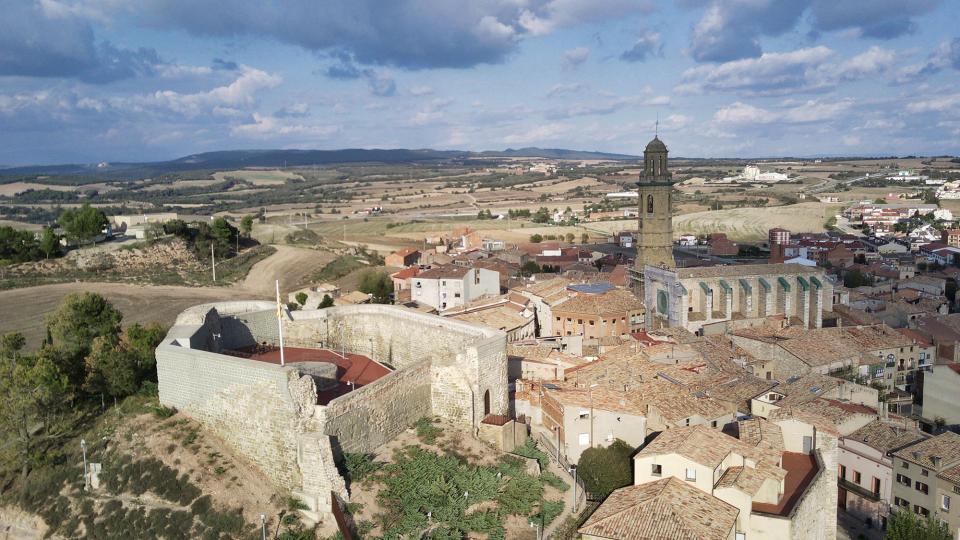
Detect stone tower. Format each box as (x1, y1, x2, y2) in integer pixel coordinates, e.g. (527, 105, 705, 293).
(634, 136, 676, 275)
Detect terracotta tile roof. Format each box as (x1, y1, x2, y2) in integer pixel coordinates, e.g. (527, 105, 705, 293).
(390, 266, 419, 279)
(637, 425, 759, 470)
(553, 288, 644, 316)
(674, 263, 821, 279)
(578, 477, 739, 540)
(893, 432, 960, 469)
(390, 247, 419, 257)
(449, 305, 531, 332)
(845, 420, 927, 454)
(732, 324, 910, 368)
(416, 264, 470, 279)
(938, 464, 960, 485)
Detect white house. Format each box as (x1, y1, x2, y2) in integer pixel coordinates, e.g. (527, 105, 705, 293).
(411, 265, 500, 311)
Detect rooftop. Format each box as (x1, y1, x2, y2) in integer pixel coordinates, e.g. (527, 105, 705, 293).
(416, 264, 471, 279)
(578, 477, 738, 540)
(892, 431, 960, 469)
(844, 420, 927, 454)
(672, 263, 821, 280)
(553, 287, 644, 315)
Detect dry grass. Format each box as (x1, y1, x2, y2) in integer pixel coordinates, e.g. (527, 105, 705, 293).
(673, 202, 835, 242)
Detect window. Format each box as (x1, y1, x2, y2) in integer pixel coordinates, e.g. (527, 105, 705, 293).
(647, 194, 654, 214)
(441, 280, 446, 286)
(872, 477, 881, 496)
(736, 533, 746, 540)
(915, 481, 928, 495)
(914, 505, 930, 517)
(454, 293, 461, 298)
(578, 433, 589, 447)
(902, 462, 910, 469)
(578, 319, 583, 324)
(685, 468, 697, 481)
(578, 410, 589, 419)
(942, 495, 951, 512)
(711, 420, 717, 428)
(684, 418, 690, 426)
(651, 464, 662, 476)
(895, 497, 909, 508)
(589, 320, 595, 326)
(897, 474, 912, 486)
(854, 471, 861, 484)
(839, 465, 847, 480)
(921, 469, 929, 477)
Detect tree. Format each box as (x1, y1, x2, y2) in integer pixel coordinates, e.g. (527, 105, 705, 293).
(529, 234, 543, 243)
(520, 261, 541, 276)
(886, 509, 951, 540)
(39, 227, 59, 259)
(581, 233, 589, 244)
(359, 271, 393, 304)
(46, 292, 122, 384)
(163, 219, 190, 238)
(58, 203, 108, 246)
(240, 215, 254, 237)
(577, 439, 633, 499)
(318, 294, 335, 309)
(0, 354, 71, 477)
(295, 292, 309, 307)
(0, 332, 25, 362)
(843, 268, 875, 288)
(565, 232, 575, 243)
(532, 207, 551, 224)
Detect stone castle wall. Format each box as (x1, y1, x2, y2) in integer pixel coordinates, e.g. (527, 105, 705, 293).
(789, 436, 839, 540)
(156, 301, 508, 519)
(324, 360, 432, 452)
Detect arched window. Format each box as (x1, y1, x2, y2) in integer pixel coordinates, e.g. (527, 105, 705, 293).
(647, 194, 654, 214)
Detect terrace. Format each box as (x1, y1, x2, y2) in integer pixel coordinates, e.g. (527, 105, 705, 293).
(751, 452, 820, 517)
(223, 345, 392, 405)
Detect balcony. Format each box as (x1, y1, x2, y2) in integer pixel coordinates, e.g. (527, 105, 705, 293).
(839, 477, 881, 502)
(752, 452, 820, 517)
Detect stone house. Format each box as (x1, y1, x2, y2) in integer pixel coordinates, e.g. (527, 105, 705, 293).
(385, 247, 420, 268)
(890, 432, 960, 532)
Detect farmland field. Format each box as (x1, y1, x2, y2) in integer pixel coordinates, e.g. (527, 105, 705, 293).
(673, 202, 836, 242)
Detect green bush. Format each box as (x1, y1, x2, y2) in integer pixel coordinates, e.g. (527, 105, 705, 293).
(414, 417, 442, 444)
(577, 439, 633, 499)
(343, 452, 378, 484)
(496, 474, 542, 515)
(512, 439, 548, 470)
(529, 499, 564, 527)
(540, 471, 570, 492)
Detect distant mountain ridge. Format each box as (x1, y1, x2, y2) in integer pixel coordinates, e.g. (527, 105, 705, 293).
(0, 147, 641, 177)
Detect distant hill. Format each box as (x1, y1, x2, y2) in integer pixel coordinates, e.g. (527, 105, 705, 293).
(0, 147, 640, 178)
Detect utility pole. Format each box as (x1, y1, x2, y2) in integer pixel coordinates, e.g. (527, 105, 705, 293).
(80, 439, 88, 489)
(211, 243, 216, 282)
(275, 280, 285, 367)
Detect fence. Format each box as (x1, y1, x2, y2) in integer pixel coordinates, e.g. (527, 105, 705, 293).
(534, 430, 597, 502)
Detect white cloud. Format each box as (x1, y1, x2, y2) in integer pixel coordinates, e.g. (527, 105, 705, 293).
(231, 113, 339, 138)
(843, 135, 860, 146)
(828, 46, 895, 81)
(562, 47, 590, 69)
(546, 83, 586, 97)
(713, 102, 775, 124)
(907, 93, 960, 114)
(409, 85, 434, 96)
(503, 122, 570, 144)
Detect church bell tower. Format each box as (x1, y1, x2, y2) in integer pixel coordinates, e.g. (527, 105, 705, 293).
(633, 135, 676, 277)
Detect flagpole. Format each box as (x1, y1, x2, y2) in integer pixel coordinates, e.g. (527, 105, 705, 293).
(276, 279, 285, 367)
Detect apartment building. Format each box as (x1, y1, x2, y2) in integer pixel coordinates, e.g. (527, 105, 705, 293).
(551, 286, 644, 339)
(890, 432, 960, 526)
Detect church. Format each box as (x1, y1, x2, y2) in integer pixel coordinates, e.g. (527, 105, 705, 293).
(631, 135, 833, 335)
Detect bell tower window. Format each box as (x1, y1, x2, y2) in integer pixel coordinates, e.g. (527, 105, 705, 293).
(647, 194, 654, 214)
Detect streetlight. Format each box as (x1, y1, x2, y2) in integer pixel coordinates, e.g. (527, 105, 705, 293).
(529, 520, 541, 540)
(570, 466, 579, 513)
(80, 439, 88, 489)
(260, 514, 266, 540)
(589, 384, 598, 449)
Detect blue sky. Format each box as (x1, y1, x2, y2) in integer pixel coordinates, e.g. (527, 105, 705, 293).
(1, 0, 958, 165)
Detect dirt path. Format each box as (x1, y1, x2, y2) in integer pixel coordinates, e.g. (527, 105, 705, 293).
(237, 245, 335, 295)
(0, 282, 262, 350)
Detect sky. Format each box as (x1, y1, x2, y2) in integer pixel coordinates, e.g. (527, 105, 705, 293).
(1, 0, 958, 165)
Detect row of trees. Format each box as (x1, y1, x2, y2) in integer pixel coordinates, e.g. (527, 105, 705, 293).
(0, 293, 165, 477)
(0, 203, 113, 265)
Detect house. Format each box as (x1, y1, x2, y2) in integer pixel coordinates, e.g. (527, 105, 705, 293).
(579, 477, 739, 540)
(838, 420, 927, 529)
(620, 418, 839, 540)
(410, 265, 500, 311)
(385, 247, 420, 267)
(389, 266, 419, 292)
(920, 364, 960, 429)
(890, 432, 960, 532)
(708, 233, 739, 257)
(551, 286, 645, 339)
(445, 294, 535, 342)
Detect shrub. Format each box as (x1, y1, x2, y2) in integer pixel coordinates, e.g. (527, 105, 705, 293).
(529, 499, 564, 527)
(343, 452, 378, 484)
(496, 474, 542, 515)
(577, 439, 633, 499)
(415, 417, 442, 444)
(512, 439, 548, 470)
(540, 471, 570, 492)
